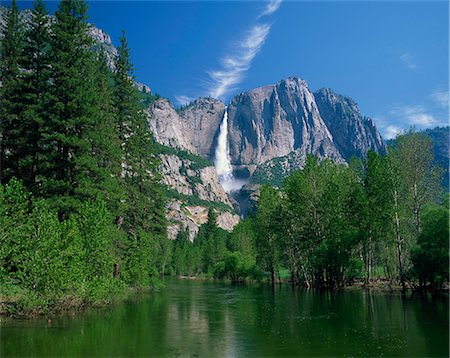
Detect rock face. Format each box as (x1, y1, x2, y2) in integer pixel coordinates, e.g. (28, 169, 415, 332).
(147, 98, 225, 159)
(178, 98, 225, 159)
(227, 77, 344, 166)
(158, 152, 239, 240)
(314, 88, 384, 161)
(166, 201, 240, 241)
(148, 76, 386, 209)
(159, 154, 231, 206)
(148, 99, 196, 152)
(147, 78, 386, 189)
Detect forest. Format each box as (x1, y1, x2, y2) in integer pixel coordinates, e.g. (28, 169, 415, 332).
(0, 0, 169, 314)
(0, 0, 448, 316)
(172, 147, 448, 291)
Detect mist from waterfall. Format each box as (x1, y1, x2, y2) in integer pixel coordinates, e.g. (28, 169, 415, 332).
(214, 109, 246, 193)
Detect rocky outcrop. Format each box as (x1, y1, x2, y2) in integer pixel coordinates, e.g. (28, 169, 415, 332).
(178, 98, 225, 159)
(147, 98, 225, 159)
(148, 99, 196, 152)
(227, 77, 344, 166)
(166, 201, 240, 241)
(159, 154, 231, 205)
(158, 153, 239, 240)
(314, 88, 384, 161)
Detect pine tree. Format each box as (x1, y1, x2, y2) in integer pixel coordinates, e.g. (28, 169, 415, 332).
(13, 0, 51, 193)
(41, 0, 116, 216)
(113, 30, 167, 285)
(113, 30, 166, 236)
(0, 0, 25, 184)
(91, 49, 125, 219)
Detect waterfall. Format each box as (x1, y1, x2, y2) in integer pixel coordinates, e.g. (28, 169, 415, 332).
(214, 109, 235, 192)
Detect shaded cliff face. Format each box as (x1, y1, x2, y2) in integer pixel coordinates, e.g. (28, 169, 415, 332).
(314, 88, 385, 161)
(227, 77, 344, 166)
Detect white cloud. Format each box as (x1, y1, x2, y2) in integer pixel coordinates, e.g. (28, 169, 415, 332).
(384, 125, 402, 139)
(259, 0, 283, 18)
(400, 52, 417, 70)
(175, 95, 194, 106)
(374, 88, 449, 139)
(390, 105, 436, 126)
(430, 89, 449, 108)
(207, 24, 272, 99)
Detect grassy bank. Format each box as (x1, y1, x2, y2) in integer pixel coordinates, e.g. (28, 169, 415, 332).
(0, 281, 167, 319)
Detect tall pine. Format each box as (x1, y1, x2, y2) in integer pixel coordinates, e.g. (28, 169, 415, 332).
(15, 0, 51, 193)
(0, 0, 25, 184)
(113, 31, 166, 285)
(42, 0, 117, 216)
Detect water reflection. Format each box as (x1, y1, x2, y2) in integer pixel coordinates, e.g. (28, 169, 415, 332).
(1, 280, 448, 357)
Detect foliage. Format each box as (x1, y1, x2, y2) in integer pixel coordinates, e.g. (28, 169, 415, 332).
(0, 0, 169, 314)
(0, 180, 122, 304)
(213, 252, 259, 283)
(411, 204, 449, 289)
(153, 143, 213, 170)
(164, 188, 232, 213)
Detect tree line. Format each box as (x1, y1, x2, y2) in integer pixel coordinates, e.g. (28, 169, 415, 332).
(0, 0, 168, 312)
(171, 131, 448, 291)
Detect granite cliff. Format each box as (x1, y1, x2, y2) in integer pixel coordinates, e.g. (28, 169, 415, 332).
(147, 77, 386, 184)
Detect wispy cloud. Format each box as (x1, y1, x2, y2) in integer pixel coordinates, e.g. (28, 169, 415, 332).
(430, 89, 449, 108)
(375, 93, 449, 139)
(390, 105, 436, 126)
(400, 52, 417, 70)
(175, 0, 282, 103)
(207, 24, 272, 99)
(258, 0, 283, 18)
(384, 125, 402, 140)
(175, 95, 194, 106)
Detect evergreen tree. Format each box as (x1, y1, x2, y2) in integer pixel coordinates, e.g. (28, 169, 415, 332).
(113, 30, 167, 286)
(13, 0, 51, 193)
(40, 0, 98, 215)
(92, 49, 125, 219)
(195, 208, 227, 274)
(0, 0, 25, 184)
(113, 30, 166, 236)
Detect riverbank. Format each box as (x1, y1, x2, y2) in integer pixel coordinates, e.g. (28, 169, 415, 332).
(177, 275, 449, 293)
(3, 275, 447, 319)
(0, 282, 156, 319)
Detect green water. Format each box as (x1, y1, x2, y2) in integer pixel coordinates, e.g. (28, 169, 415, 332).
(1, 279, 448, 357)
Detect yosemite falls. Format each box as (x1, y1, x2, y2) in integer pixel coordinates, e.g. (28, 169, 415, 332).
(214, 109, 247, 193)
(214, 109, 235, 192)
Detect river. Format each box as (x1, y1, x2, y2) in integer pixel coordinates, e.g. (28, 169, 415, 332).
(1, 279, 448, 357)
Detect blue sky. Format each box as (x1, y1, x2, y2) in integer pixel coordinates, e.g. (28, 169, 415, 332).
(12, 0, 449, 139)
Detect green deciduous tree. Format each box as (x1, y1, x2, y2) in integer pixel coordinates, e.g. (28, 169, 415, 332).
(254, 185, 282, 285)
(411, 203, 449, 289)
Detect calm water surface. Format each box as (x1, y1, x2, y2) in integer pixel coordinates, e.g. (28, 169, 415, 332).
(1, 279, 448, 357)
